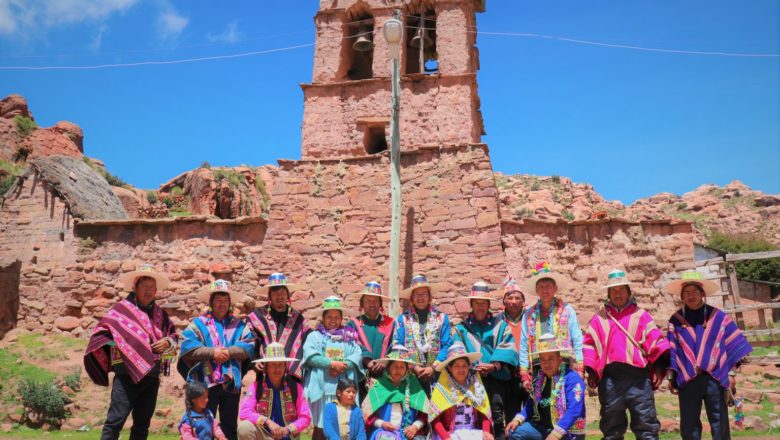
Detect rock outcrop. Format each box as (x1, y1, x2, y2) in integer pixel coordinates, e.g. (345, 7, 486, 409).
(496, 173, 780, 245)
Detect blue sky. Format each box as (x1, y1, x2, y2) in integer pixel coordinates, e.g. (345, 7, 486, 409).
(0, 1, 777, 203)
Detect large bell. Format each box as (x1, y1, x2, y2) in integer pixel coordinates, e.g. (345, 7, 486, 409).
(353, 27, 374, 52)
(409, 28, 433, 49)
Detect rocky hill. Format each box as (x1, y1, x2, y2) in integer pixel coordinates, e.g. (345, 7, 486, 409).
(496, 173, 780, 245)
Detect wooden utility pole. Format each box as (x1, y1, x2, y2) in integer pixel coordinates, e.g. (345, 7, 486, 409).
(387, 10, 402, 316)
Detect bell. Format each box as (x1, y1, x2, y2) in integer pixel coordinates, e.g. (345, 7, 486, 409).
(409, 28, 433, 49)
(353, 34, 374, 52)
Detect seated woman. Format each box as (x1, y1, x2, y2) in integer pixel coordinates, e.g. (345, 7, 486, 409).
(303, 296, 365, 440)
(362, 345, 430, 440)
(237, 342, 312, 440)
(429, 342, 493, 440)
(505, 334, 586, 440)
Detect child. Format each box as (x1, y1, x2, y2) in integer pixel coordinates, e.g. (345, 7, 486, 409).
(179, 381, 228, 440)
(323, 379, 366, 440)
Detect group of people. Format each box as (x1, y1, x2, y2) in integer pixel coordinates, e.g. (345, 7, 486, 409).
(83, 261, 752, 440)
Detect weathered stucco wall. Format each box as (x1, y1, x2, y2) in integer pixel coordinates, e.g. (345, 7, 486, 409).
(501, 219, 697, 325)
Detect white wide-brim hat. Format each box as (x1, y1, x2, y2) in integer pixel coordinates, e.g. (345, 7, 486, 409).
(118, 264, 170, 291)
(195, 280, 245, 305)
(401, 274, 443, 299)
(600, 269, 635, 291)
(434, 342, 483, 372)
(664, 270, 720, 296)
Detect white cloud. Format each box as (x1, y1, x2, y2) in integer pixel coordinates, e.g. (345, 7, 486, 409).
(89, 24, 108, 52)
(207, 20, 242, 44)
(156, 9, 188, 40)
(0, 0, 137, 36)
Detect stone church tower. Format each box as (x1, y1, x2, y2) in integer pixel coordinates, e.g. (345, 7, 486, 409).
(255, 0, 506, 317)
(302, 0, 486, 158)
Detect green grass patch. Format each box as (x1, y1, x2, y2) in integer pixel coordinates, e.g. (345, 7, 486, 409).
(0, 349, 56, 403)
(14, 115, 37, 137)
(169, 210, 192, 218)
(11, 333, 86, 362)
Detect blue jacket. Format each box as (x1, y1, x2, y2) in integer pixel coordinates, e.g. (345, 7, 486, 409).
(323, 401, 366, 440)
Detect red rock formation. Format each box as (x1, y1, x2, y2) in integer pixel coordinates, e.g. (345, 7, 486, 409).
(0, 94, 31, 119)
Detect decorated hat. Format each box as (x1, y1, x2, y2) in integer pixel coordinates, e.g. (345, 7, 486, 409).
(251, 342, 298, 364)
(434, 341, 483, 372)
(664, 270, 720, 296)
(522, 261, 569, 295)
(376, 345, 421, 367)
(401, 274, 442, 299)
(196, 279, 245, 305)
(118, 263, 170, 292)
(357, 281, 389, 300)
(468, 280, 494, 302)
(499, 277, 524, 298)
(257, 272, 303, 299)
(316, 295, 355, 316)
(600, 269, 634, 291)
(209, 262, 232, 275)
(531, 333, 572, 358)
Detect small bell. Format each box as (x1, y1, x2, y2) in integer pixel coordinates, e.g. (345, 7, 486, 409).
(353, 26, 374, 52)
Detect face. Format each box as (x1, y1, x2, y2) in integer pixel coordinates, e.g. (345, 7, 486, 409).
(535, 279, 557, 304)
(322, 309, 343, 331)
(447, 358, 470, 384)
(681, 284, 705, 310)
(388, 360, 409, 383)
(135, 277, 157, 306)
(337, 387, 357, 407)
(192, 392, 208, 412)
(503, 291, 524, 317)
(539, 351, 563, 377)
(265, 361, 287, 384)
(608, 285, 630, 309)
(361, 295, 382, 318)
(471, 299, 490, 319)
(269, 287, 289, 311)
(210, 292, 231, 319)
(411, 288, 431, 310)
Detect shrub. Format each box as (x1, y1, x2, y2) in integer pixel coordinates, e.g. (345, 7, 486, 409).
(14, 115, 37, 138)
(530, 182, 541, 191)
(161, 195, 174, 208)
(550, 175, 561, 184)
(254, 177, 270, 209)
(0, 159, 23, 195)
(63, 370, 80, 391)
(82, 156, 128, 187)
(200, 161, 211, 169)
(170, 186, 183, 196)
(78, 237, 98, 255)
(213, 168, 247, 188)
(562, 209, 575, 221)
(146, 191, 158, 204)
(18, 379, 67, 424)
(708, 231, 780, 283)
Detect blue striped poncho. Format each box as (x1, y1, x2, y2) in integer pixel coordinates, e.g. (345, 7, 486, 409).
(178, 313, 254, 391)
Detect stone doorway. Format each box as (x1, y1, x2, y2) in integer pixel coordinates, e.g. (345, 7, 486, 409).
(0, 259, 21, 340)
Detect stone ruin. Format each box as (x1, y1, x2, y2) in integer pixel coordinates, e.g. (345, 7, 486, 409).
(0, 0, 699, 339)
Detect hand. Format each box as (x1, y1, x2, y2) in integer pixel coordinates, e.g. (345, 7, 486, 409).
(266, 419, 285, 439)
(482, 431, 494, 440)
(416, 366, 434, 381)
(505, 419, 520, 436)
(544, 434, 558, 440)
(403, 425, 419, 439)
(650, 369, 663, 390)
(370, 360, 385, 375)
(151, 339, 170, 354)
(329, 361, 347, 376)
(522, 379, 532, 392)
(213, 347, 230, 364)
(381, 422, 399, 432)
(669, 381, 679, 395)
(476, 363, 495, 376)
(587, 373, 599, 390)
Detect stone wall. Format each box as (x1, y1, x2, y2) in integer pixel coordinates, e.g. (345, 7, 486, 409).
(501, 218, 696, 325)
(301, 75, 481, 159)
(257, 143, 506, 320)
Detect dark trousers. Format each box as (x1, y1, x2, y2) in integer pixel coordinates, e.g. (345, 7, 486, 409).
(505, 375, 529, 425)
(509, 420, 585, 440)
(101, 374, 160, 440)
(484, 375, 509, 440)
(598, 363, 660, 440)
(679, 374, 731, 440)
(208, 385, 240, 440)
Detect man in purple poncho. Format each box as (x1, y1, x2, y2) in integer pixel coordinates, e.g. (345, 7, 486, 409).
(665, 270, 752, 440)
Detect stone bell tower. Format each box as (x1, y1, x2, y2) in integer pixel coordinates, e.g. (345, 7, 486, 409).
(259, 0, 505, 318)
(301, 0, 487, 159)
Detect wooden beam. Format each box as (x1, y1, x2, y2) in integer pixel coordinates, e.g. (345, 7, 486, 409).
(726, 250, 780, 262)
(746, 354, 780, 364)
(727, 262, 745, 329)
(747, 340, 780, 348)
(696, 258, 725, 267)
(722, 302, 780, 314)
